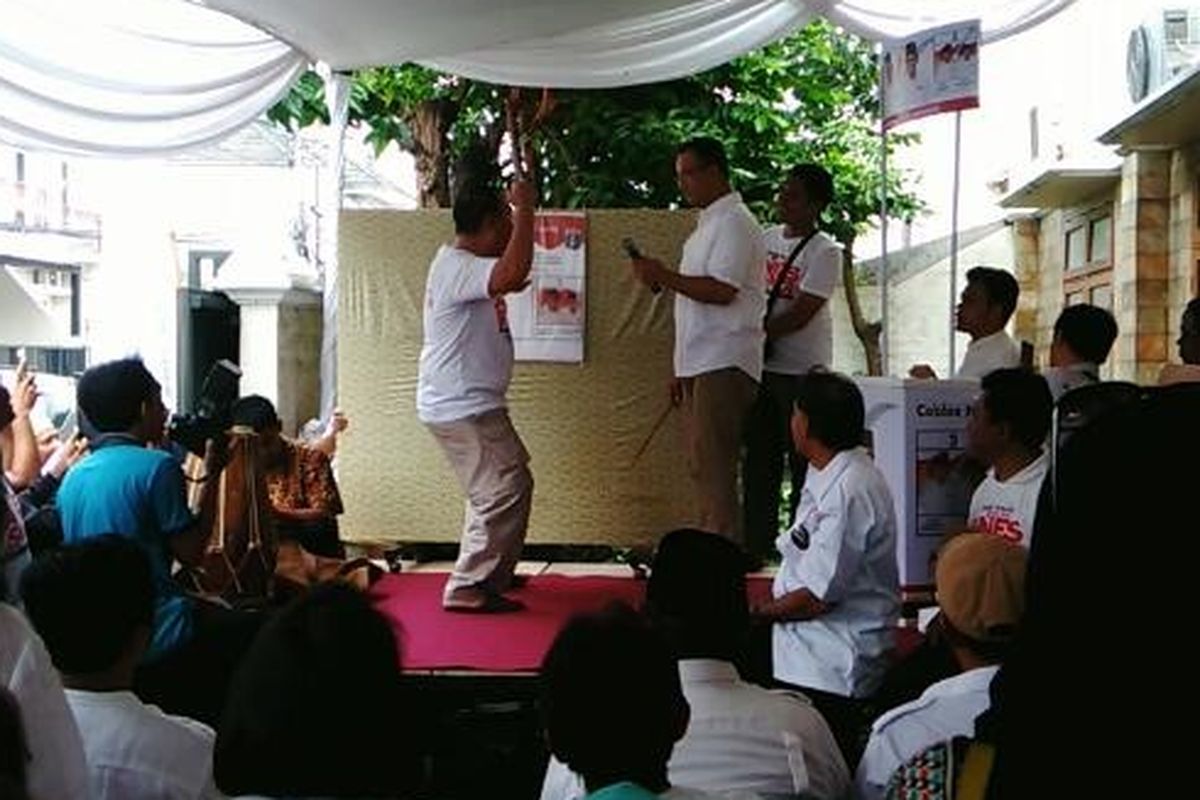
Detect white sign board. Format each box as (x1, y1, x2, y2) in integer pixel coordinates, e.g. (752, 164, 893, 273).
(509, 211, 587, 363)
(882, 19, 980, 130)
(857, 377, 983, 589)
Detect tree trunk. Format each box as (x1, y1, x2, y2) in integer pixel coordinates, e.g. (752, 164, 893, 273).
(409, 98, 457, 208)
(839, 234, 883, 376)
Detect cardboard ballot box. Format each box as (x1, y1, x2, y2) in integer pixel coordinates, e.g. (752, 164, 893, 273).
(856, 377, 984, 589)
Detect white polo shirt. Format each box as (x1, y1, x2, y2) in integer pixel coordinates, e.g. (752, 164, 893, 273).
(762, 227, 841, 376)
(967, 451, 1049, 549)
(540, 659, 849, 800)
(674, 192, 766, 381)
(955, 330, 1021, 380)
(416, 245, 513, 424)
(65, 689, 220, 800)
(772, 448, 900, 698)
(855, 665, 999, 800)
(0, 605, 90, 800)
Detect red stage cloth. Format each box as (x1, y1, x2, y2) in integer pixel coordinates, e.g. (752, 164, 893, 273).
(370, 572, 918, 673)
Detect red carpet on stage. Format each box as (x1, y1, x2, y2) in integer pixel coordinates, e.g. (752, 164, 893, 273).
(370, 572, 776, 672)
(370, 572, 917, 673)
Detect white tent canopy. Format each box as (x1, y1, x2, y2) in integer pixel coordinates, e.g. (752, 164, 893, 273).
(0, 0, 1075, 157)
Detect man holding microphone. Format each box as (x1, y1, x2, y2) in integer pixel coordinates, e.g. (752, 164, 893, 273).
(630, 137, 765, 544)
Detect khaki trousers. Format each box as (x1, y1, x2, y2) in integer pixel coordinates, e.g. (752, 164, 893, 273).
(680, 367, 758, 543)
(426, 408, 533, 601)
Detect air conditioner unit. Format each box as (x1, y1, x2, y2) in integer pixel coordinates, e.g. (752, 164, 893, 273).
(1127, 6, 1200, 102)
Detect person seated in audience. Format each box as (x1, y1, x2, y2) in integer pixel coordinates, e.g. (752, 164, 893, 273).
(231, 396, 346, 559)
(1, 361, 40, 491)
(884, 379, 1198, 798)
(1160, 297, 1200, 385)
(0, 686, 30, 800)
(214, 583, 408, 799)
(542, 603, 744, 800)
(541, 529, 849, 800)
(855, 533, 1026, 800)
(910, 267, 1022, 380)
(751, 371, 899, 767)
(963, 369, 1052, 549)
(0, 577, 89, 800)
(56, 357, 257, 725)
(20, 536, 221, 800)
(1042, 304, 1117, 401)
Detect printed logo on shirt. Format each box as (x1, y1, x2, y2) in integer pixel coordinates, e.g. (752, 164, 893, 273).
(790, 523, 811, 550)
(765, 251, 808, 300)
(494, 296, 510, 335)
(969, 508, 1026, 544)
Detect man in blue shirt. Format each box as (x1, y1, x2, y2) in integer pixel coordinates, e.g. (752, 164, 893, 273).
(56, 358, 248, 724)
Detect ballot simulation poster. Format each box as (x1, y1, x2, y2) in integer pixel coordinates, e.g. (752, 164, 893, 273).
(882, 19, 980, 130)
(508, 211, 586, 363)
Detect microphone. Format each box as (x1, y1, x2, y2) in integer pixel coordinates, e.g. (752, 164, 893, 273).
(622, 237, 661, 294)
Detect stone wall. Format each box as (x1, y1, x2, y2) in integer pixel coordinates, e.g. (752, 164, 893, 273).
(1168, 143, 1200, 360)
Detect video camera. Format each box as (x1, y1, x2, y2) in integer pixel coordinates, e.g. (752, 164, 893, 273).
(168, 359, 242, 457)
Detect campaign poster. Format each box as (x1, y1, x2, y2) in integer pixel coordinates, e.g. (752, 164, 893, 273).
(882, 19, 980, 130)
(510, 211, 586, 362)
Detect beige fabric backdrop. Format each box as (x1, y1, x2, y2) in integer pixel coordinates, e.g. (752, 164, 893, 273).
(338, 209, 703, 546)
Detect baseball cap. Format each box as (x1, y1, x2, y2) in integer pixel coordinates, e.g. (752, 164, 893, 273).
(935, 533, 1028, 643)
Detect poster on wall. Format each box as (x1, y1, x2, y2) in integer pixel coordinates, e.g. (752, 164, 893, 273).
(882, 19, 980, 130)
(509, 211, 586, 362)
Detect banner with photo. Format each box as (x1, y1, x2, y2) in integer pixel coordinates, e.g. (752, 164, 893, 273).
(509, 211, 587, 362)
(882, 19, 980, 130)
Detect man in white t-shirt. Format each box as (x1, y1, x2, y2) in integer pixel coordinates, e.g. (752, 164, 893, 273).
(20, 536, 220, 800)
(911, 267, 1022, 380)
(752, 372, 899, 766)
(856, 533, 1026, 800)
(630, 138, 765, 542)
(1043, 303, 1117, 401)
(416, 179, 537, 612)
(743, 164, 842, 559)
(964, 368, 1052, 549)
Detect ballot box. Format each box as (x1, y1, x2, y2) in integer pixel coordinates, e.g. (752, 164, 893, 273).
(855, 377, 984, 590)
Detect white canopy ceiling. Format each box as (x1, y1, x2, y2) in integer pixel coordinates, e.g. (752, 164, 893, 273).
(0, 0, 1076, 156)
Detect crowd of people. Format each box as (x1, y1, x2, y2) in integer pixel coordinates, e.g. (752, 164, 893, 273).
(0, 132, 1198, 799)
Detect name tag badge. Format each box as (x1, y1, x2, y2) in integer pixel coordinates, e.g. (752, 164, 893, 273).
(790, 524, 811, 550)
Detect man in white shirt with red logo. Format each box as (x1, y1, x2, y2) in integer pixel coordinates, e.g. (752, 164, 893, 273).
(744, 163, 842, 560)
(631, 138, 765, 542)
(856, 532, 1027, 800)
(752, 372, 899, 766)
(417, 178, 537, 612)
(964, 368, 1053, 549)
(911, 267, 1022, 380)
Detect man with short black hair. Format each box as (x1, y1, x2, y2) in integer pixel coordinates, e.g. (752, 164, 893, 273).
(21, 536, 221, 799)
(417, 178, 537, 612)
(542, 603, 725, 799)
(1044, 303, 1117, 400)
(911, 266, 1021, 380)
(754, 371, 899, 765)
(744, 163, 842, 556)
(630, 137, 765, 542)
(964, 368, 1052, 549)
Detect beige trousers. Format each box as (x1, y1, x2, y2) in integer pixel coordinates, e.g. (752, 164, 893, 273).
(426, 408, 533, 601)
(680, 367, 758, 543)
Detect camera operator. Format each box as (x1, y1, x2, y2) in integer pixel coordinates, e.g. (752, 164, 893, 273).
(54, 358, 260, 726)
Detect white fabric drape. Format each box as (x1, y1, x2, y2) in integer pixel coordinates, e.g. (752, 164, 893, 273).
(810, 0, 1077, 44)
(318, 69, 351, 422)
(424, 1, 811, 89)
(0, 0, 306, 156)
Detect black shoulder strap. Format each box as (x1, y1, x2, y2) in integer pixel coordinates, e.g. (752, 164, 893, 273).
(766, 229, 819, 318)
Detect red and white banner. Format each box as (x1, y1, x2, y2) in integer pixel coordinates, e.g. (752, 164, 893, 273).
(509, 211, 587, 363)
(882, 20, 980, 131)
